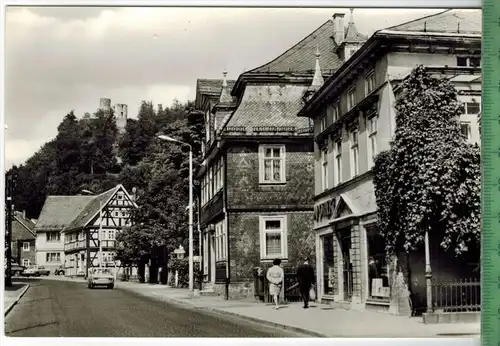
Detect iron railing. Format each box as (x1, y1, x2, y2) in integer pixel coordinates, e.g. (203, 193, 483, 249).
(256, 266, 316, 303)
(432, 278, 480, 312)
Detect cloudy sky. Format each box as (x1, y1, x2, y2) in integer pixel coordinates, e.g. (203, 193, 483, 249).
(4, 6, 444, 169)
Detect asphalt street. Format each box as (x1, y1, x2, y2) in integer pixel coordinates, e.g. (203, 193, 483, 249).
(4, 278, 304, 337)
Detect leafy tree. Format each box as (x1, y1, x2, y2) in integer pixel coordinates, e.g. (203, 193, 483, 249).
(372, 65, 481, 257)
(118, 101, 158, 166)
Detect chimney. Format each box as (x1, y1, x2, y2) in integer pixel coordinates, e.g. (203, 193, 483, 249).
(22, 210, 26, 219)
(333, 13, 346, 45)
(132, 187, 137, 201)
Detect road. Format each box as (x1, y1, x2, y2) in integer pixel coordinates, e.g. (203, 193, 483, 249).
(4, 278, 304, 337)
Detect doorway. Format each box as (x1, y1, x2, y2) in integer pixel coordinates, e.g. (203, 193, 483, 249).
(337, 229, 353, 301)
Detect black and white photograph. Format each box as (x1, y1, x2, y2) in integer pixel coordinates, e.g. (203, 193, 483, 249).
(3, 4, 482, 340)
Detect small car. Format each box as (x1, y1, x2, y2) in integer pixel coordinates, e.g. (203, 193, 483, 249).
(23, 265, 50, 277)
(5, 262, 26, 276)
(54, 266, 65, 276)
(88, 268, 115, 289)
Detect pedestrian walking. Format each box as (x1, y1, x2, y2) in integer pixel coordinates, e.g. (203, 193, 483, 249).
(266, 258, 284, 310)
(296, 257, 315, 309)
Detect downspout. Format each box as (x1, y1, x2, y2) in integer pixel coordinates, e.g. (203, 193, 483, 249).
(197, 199, 202, 291)
(223, 154, 230, 300)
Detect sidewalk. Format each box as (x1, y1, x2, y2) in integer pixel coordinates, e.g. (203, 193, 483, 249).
(114, 281, 480, 338)
(4, 282, 30, 316)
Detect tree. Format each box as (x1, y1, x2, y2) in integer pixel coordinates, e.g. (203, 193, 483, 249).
(373, 66, 481, 257)
(118, 101, 158, 166)
(115, 100, 204, 269)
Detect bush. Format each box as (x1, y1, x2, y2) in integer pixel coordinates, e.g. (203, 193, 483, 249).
(168, 257, 202, 288)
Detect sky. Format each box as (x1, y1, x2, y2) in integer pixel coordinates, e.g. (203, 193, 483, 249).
(4, 6, 445, 169)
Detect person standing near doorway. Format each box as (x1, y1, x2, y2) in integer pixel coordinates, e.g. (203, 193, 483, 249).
(296, 257, 315, 309)
(266, 258, 284, 310)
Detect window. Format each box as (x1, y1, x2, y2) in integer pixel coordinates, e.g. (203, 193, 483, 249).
(320, 115, 327, 132)
(46, 252, 61, 263)
(208, 167, 213, 200)
(347, 88, 356, 110)
(465, 102, 481, 115)
(321, 148, 329, 191)
(203, 234, 209, 275)
(332, 103, 340, 122)
(457, 56, 481, 67)
(260, 216, 287, 259)
(321, 234, 335, 295)
(46, 231, 61, 242)
(350, 129, 359, 178)
(259, 145, 286, 184)
(108, 230, 116, 240)
(461, 122, 472, 141)
(367, 116, 378, 168)
(215, 220, 227, 261)
(365, 71, 376, 96)
(23, 242, 30, 251)
(367, 227, 390, 301)
(23, 259, 30, 267)
(334, 140, 342, 186)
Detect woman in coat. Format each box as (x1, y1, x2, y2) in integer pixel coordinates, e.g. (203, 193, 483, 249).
(266, 258, 284, 310)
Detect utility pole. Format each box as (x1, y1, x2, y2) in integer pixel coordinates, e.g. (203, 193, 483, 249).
(5, 173, 14, 287)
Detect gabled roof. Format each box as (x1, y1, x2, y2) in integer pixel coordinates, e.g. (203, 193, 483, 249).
(64, 185, 121, 231)
(246, 20, 343, 75)
(224, 85, 311, 131)
(35, 196, 94, 232)
(197, 79, 236, 97)
(12, 211, 36, 240)
(384, 9, 481, 34)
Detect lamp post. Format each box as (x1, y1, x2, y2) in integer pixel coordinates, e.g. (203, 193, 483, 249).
(82, 190, 103, 270)
(158, 135, 194, 292)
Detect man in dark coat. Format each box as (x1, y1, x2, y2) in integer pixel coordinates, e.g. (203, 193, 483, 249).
(296, 257, 315, 309)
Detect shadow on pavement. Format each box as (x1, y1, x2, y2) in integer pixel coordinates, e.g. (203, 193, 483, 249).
(4, 283, 27, 292)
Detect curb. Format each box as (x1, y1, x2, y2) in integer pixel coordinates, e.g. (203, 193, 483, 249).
(118, 285, 326, 337)
(4, 284, 30, 317)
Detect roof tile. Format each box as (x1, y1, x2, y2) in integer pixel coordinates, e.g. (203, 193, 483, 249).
(224, 85, 311, 132)
(35, 196, 94, 231)
(385, 9, 481, 34)
(248, 20, 343, 75)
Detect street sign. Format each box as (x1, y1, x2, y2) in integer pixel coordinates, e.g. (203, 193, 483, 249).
(482, 3, 500, 346)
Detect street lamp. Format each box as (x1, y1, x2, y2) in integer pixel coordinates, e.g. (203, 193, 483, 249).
(82, 189, 103, 270)
(157, 134, 194, 292)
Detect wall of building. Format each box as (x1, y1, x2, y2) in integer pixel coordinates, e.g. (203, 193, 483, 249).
(226, 142, 315, 209)
(36, 231, 65, 270)
(226, 211, 314, 292)
(19, 240, 36, 266)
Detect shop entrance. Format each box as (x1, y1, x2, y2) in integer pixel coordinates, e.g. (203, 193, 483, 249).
(337, 229, 353, 301)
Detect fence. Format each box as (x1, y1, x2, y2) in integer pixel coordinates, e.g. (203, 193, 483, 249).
(256, 266, 316, 304)
(431, 278, 480, 313)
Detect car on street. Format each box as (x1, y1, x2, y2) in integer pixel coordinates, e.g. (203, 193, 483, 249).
(22, 265, 51, 277)
(54, 265, 66, 276)
(88, 268, 115, 289)
(4, 262, 27, 276)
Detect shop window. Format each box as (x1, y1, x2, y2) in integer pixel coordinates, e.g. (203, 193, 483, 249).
(367, 227, 390, 301)
(321, 234, 335, 295)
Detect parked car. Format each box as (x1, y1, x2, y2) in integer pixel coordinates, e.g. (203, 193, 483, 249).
(88, 268, 115, 289)
(54, 266, 65, 276)
(4, 262, 26, 276)
(22, 265, 51, 277)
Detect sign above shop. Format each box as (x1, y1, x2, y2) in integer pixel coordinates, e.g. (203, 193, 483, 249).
(314, 198, 337, 222)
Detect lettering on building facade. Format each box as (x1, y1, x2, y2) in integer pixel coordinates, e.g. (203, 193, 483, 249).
(314, 198, 337, 222)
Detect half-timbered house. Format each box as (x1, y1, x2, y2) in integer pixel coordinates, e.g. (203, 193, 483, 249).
(35, 184, 137, 277)
(63, 185, 137, 277)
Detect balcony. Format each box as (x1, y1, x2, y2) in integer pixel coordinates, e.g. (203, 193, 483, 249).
(64, 240, 86, 252)
(64, 239, 116, 252)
